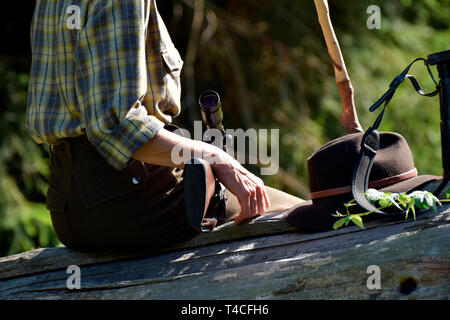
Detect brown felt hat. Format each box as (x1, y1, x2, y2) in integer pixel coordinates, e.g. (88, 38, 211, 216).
(285, 131, 440, 231)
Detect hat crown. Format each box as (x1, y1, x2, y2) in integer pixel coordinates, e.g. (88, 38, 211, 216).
(307, 132, 415, 194)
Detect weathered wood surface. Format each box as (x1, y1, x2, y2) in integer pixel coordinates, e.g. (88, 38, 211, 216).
(0, 202, 449, 300)
(0, 210, 297, 281)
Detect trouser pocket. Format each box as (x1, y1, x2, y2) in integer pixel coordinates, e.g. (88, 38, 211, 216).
(46, 184, 73, 248)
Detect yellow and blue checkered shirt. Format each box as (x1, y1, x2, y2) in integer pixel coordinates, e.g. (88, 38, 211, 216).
(26, 0, 183, 170)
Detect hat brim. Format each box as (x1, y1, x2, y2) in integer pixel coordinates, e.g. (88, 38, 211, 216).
(285, 175, 440, 232)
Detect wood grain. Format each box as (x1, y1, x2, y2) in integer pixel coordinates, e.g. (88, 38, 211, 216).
(0, 203, 448, 299)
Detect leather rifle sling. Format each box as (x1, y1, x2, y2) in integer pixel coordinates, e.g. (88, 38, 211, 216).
(351, 58, 440, 215)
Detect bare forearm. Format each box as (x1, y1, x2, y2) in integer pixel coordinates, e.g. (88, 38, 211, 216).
(131, 128, 219, 168)
(131, 127, 270, 224)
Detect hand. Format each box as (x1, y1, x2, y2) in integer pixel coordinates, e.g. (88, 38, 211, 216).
(208, 149, 270, 224)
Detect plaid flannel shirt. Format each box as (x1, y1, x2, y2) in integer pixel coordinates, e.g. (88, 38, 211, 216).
(26, 0, 183, 170)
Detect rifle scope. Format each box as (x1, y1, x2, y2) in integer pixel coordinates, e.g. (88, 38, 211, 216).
(198, 90, 225, 132)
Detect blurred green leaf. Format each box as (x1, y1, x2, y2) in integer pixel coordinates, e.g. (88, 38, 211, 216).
(350, 215, 365, 230)
(333, 218, 347, 230)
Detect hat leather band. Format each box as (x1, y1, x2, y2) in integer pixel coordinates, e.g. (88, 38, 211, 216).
(309, 167, 418, 200)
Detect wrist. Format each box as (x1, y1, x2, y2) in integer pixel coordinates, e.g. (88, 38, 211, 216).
(201, 143, 226, 169)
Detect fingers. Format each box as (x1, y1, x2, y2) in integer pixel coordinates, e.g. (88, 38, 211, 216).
(252, 176, 271, 214)
(235, 197, 251, 225)
(255, 184, 264, 215)
(210, 152, 271, 224)
(234, 176, 270, 224)
(263, 185, 271, 209)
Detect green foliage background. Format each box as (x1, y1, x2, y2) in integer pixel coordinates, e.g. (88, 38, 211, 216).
(0, 0, 449, 256)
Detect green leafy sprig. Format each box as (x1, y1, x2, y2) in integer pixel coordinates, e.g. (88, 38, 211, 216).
(332, 188, 449, 230)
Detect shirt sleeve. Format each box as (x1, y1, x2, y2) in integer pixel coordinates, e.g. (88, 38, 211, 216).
(74, 0, 165, 170)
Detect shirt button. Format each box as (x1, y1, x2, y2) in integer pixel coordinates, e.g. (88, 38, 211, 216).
(132, 176, 141, 185)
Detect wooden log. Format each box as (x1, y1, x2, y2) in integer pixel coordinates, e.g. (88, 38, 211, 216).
(0, 202, 448, 299)
(0, 209, 297, 281)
